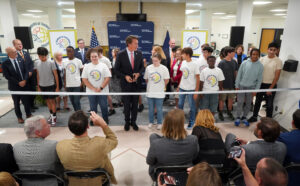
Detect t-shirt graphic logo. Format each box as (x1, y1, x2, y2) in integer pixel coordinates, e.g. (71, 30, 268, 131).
(182, 68, 190, 79)
(206, 75, 217, 87)
(66, 63, 76, 74)
(90, 70, 101, 81)
(150, 72, 161, 84)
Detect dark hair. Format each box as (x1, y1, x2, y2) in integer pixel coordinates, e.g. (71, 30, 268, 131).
(94, 46, 103, 54)
(220, 47, 226, 59)
(77, 39, 84, 43)
(201, 43, 210, 48)
(293, 109, 300, 129)
(172, 46, 180, 53)
(258, 117, 280, 142)
(235, 44, 244, 53)
(203, 46, 213, 53)
(86, 48, 99, 60)
(68, 110, 89, 136)
(258, 158, 288, 186)
(250, 48, 261, 56)
(66, 46, 75, 51)
(207, 55, 216, 61)
(268, 42, 279, 49)
(152, 53, 162, 61)
(37, 47, 48, 56)
(224, 46, 235, 56)
(126, 35, 138, 46)
(182, 47, 193, 57)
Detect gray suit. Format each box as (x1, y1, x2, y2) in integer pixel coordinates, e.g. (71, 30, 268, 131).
(13, 138, 63, 186)
(146, 133, 199, 180)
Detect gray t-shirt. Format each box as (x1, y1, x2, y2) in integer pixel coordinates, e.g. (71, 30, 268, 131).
(36, 59, 57, 87)
(218, 59, 238, 89)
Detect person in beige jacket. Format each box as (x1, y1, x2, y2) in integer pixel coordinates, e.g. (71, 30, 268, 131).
(56, 110, 118, 185)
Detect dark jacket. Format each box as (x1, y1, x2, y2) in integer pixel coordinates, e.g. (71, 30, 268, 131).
(17, 50, 34, 73)
(75, 47, 89, 64)
(0, 143, 19, 173)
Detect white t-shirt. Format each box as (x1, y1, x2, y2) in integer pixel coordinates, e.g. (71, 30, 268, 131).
(144, 64, 170, 98)
(179, 60, 200, 90)
(81, 62, 112, 93)
(200, 67, 225, 91)
(260, 56, 282, 84)
(63, 58, 83, 87)
(196, 57, 208, 74)
(99, 56, 112, 69)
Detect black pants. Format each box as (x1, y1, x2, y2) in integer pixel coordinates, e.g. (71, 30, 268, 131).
(123, 95, 139, 124)
(28, 73, 37, 108)
(253, 83, 276, 118)
(12, 94, 31, 119)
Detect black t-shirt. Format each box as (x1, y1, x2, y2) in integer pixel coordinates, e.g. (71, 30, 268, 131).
(218, 59, 238, 89)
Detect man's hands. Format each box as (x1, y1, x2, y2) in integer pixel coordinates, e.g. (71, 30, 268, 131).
(125, 75, 133, 83)
(18, 80, 26, 87)
(125, 73, 140, 83)
(236, 137, 248, 145)
(157, 172, 167, 186)
(29, 72, 32, 77)
(90, 111, 107, 128)
(234, 148, 247, 168)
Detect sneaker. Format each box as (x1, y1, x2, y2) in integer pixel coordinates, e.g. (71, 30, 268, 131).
(51, 116, 56, 126)
(218, 112, 224, 121)
(108, 109, 116, 116)
(227, 111, 235, 121)
(242, 118, 250, 127)
(47, 115, 52, 124)
(248, 116, 258, 123)
(234, 118, 241, 126)
(138, 104, 144, 112)
(157, 124, 162, 130)
(148, 123, 153, 128)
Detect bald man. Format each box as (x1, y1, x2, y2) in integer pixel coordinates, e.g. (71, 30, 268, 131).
(2, 47, 32, 123)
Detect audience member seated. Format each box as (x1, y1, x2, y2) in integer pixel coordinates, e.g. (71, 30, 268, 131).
(226, 117, 286, 170)
(277, 109, 300, 186)
(0, 171, 19, 186)
(0, 143, 18, 173)
(191, 109, 226, 164)
(146, 109, 199, 181)
(56, 111, 118, 185)
(235, 148, 288, 186)
(13, 115, 62, 186)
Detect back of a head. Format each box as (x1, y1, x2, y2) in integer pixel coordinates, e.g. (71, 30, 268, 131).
(258, 117, 280, 142)
(68, 111, 89, 136)
(186, 162, 222, 186)
(162, 109, 187, 140)
(0, 172, 17, 186)
(292, 109, 300, 129)
(24, 115, 45, 138)
(194, 109, 219, 133)
(258, 158, 288, 186)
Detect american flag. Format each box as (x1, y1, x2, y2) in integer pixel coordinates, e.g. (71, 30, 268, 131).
(90, 26, 100, 48)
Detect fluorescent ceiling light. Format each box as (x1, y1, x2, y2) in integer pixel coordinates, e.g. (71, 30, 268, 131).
(274, 13, 287, 16)
(27, 9, 43, 13)
(253, 1, 272, 5)
(57, 1, 74, 6)
(213, 12, 226, 15)
(226, 15, 236, 18)
(270, 9, 286, 12)
(187, 3, 202, 7)
(62, 14, 76, 18)
(64, 8, 75, 13)
(21, 13, 34, 16)
(186, 10, 199, 15)
(32, 16, 41, 18)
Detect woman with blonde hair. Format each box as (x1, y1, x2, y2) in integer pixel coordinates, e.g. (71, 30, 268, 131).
(151, 46, 168, 67)
(192, 109, 226, 164)
(0, 172, 19, 186)
(146, 109, 199, 181)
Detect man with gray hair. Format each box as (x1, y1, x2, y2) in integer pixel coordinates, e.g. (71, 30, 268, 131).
(13, 115, 62, 186)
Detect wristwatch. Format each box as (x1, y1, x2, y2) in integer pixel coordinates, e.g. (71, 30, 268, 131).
(100, 87, 104, 90)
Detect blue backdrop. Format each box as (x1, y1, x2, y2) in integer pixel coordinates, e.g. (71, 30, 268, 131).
(107, 21, 154, 61)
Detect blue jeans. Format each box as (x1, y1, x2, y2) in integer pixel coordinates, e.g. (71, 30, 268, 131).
(67, 87, 81, 111)
(88, 95, 108, 123)
(147, 97, 164, 124)
(202, 94, 219, 113)
(178, 88, 196, 126)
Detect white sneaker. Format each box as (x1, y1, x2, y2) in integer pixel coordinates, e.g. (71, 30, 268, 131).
(157, 124, 162, 130)
(51, 116, 57, 127)
(148, 123, 153, 128)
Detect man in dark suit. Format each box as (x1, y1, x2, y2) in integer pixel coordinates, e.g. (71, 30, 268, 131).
(13, 39, 37, 112)
(75, 38, 89, 64)
(0, 143, 19, 173)
(115, 35, 144, 131)
(2, 47, 32, 123)
(163, 38, 176, 100)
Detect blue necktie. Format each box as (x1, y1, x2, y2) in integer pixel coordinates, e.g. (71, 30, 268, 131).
(81, 50, 84, 60)
(14, 59, 23, 80)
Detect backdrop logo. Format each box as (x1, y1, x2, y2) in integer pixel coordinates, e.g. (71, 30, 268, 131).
(56, 36, 71, 50)
(109, 35, 120, 39)
(90, 70, 101, 81)
(141, 29, 152, 33)
(130, 24, 141, 27)
(186, 36, 201, 50)
(30, 22, 50, 47)
(150, 72, 161, 84)
(141, 40, 152, 44)
(120, 29, 130, 33)
(108, 23, 120, 27)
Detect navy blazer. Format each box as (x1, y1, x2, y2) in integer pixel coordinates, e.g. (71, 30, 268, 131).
(163, 47, 171, 70)
(17, 50, 34, 73)
(75, 47, 89, 64)
(114, 49, 144, 92)
(2, 58, 29, 91)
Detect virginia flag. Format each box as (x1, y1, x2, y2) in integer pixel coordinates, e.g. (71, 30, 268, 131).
(162, 30, 170, 51)
(90, 26, 100, 48)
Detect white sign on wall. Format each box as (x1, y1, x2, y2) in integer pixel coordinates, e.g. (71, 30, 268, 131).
(48, 29, 78, 57)
(181, 30, 208, 56)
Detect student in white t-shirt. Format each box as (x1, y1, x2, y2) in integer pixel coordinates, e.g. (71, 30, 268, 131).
(199, 56, 224, 115)
(63, 46, 83, 111)
(144, 53, 170, 130)
(178, 47, 200, 129)
(82, 49, 112, 123)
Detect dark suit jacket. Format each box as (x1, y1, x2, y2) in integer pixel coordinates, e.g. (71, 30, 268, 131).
(114, 49, 144, 92)
(17, 50, 34, 73)
(75, 47, 89, 64)
(163, 47, 171, 70)
(2, 58, 29, 91)
(0, 143, 19, 173)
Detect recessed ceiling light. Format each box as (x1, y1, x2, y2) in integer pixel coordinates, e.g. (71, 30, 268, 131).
(187, 3, 202, 7)
(253, 1, 272, 5)
(186, 10, 199, 15)
(274, 13, 287, 16)
(270, 9, 286, 12)
(57, 1, 74, 6)
(213, 12, 226, 15)
(27, 10, 43, 13)
(64, 8, 75, 13)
